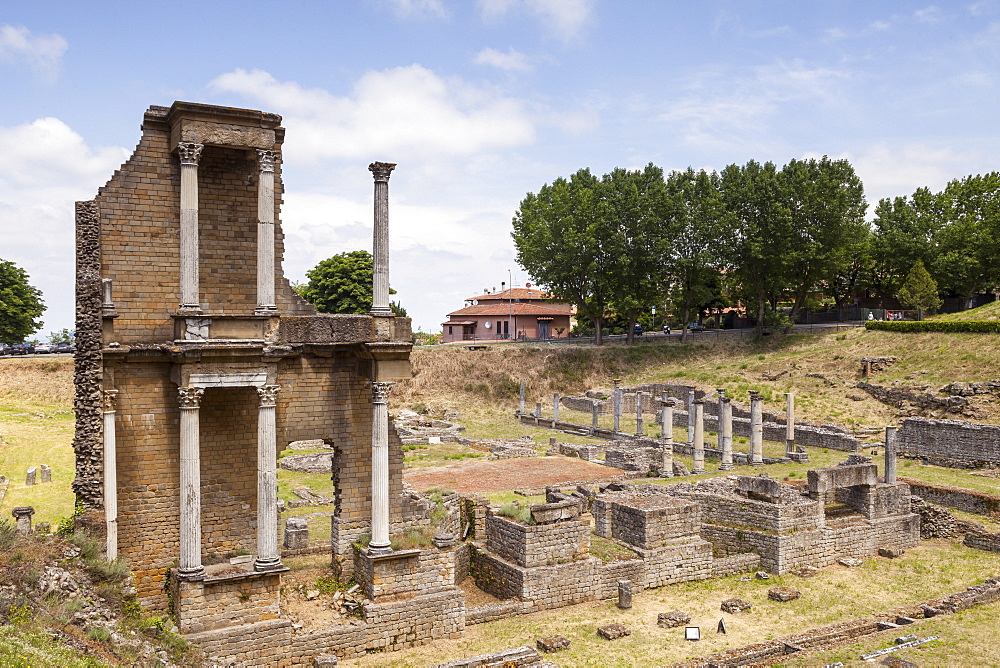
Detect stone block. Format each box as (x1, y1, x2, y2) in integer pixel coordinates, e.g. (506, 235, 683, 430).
(737, 475, 783, 503)
(597, 623, 631, 640)
(807, 463, 878, 501)
(879, 547, 905, 558)
(720, 598, 752, 613)
(530, 498, 581, 524)
(768, 586, 801, 602)
(40, 465, 51, 483)
(839, 557, 863, 567)
(284, 518, 309, 549)
(657, 611, 691, 628)
(25, 467, 36, 486)
(536, 635, 570, 653)
(617, 579, 632, 609)
(313, 654, 338, 667)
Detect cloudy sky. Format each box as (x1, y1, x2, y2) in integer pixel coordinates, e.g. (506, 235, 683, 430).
(2, 1, 999, 336)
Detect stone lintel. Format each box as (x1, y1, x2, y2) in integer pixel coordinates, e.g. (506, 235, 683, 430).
(202, 566, 288, 585)
(364, 548, 421, 563)
(165, 101, 282, 152)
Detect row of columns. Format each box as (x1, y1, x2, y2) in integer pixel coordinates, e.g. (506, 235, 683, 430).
(176, 142, 278, 315)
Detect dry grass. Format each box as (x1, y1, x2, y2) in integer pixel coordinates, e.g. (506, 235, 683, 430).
(0, 356, 73, 404)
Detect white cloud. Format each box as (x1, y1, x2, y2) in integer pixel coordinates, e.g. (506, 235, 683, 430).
(0, 24, 67, 81)
(474, 46, 532, 72)
(478, 0, 595, 42)
(914, 6, 943, 23)
(210, 66, 536, 164)
(382, 0, 448, 19)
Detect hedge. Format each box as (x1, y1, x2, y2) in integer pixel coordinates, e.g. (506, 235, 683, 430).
(865, 320, 1000, 333)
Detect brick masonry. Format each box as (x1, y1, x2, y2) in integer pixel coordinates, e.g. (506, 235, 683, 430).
(899, 417, 1000, 468)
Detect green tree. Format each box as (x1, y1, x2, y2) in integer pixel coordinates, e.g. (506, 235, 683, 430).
(867, 188, 942, 304)
(0, 259, 45, 343)
(300, 251, 403, 315)
(933, 172, 1000, 304)
(897, 260, 942, 315)
(513, 169, 616, 344)
(48, 328, 74, 344)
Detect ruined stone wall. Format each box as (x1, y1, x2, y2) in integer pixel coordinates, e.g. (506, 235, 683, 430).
(354, 547, 456, 600)
(711, 552, 761, 577)
(964, 529, 1000, 552)
(679, 493, 824, 533)
(899, 417, 1000, 468)
(902, 477, 1000, 518)
(484, 516, 589, 568)
(175, 572, 281, 635)
(638, 539, 713, 588)
(609, 498, 701, 549)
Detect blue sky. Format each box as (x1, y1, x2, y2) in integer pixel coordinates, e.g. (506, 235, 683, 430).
(2, 0, 999, 336)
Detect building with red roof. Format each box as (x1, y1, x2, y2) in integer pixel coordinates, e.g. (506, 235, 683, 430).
(441, 285, 574, 342)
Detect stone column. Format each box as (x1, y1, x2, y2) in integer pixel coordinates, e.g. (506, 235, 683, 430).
(692, 400, 706, 474)
(785, 392, 795, 455)
(255, 150, 278, 315)
(635, 392, 644, 436)
(717, 388, 726, 432)
(519, 381, 526, 414)
(660, 393, 671, 440)
(255, 385, 282, 572)
(591, 402, 600, 434)
(102, 390, 119, 561)
(687, 390, 695, 447)
(369, 381, 395, 555)
(177, 143, 204, 312)
(25, 467, 36, 486)
(40, 465, 51, 483)
(368, 162, 396, 317)
(553, 393, 560, 423)
(885, 425, 898, 485)
(617, 580, 633, 609)
(749, 391, 764, 466)
(11, 507, 34, 536)
(177, 387, 205, 579)
(719, 397, 734, 470)
(613, 379, 622, 433)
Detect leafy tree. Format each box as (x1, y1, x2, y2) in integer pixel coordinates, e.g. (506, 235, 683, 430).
(0, 259, 45, 343)
(513, 169, 616, 344)
(867, 188, 942, 304)
(933, 172, 1000, 304)
(897, 260, 942, 315)
(300, 251, 404, 315)
(48, 328, 74, 344)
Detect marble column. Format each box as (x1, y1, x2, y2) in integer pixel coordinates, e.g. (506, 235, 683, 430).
(255, 385, 282, 571)
(177, 143, 204, 312)
(519, 381, 526, 414)
(369, 381, 395, 555)
(719, 397, 734, 470)
(553, 393, 560, 422)
(591, 402, 600, 434)
(368, 162, 396, 317)
(613, 379, 622, 433)
(178, 387, 205, 578)
(660, 393, 672, 440)
(885, 425, 898, 485)
(717, 388, 726, 433)
(749, 392, 764, 466)
(692, 400, 706, 474)
(785, 392, 795, 455)
(635, 392, 644, 436)
(255, 150, 277, 314)
(102, 390, 119, 561)
(686, 389, 696, 448)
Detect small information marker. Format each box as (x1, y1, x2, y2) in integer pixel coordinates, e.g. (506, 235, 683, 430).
(685, 627, 701, 641)
(717, 618, 727, 634)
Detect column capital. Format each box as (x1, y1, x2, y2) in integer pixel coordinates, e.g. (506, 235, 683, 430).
(368, 161, 396, 182)
(178, 387, 204, 408)
(257, 150, 277, 173)
(372, 381, 395, 404)
(257, 384, 280, 408)
(177, 142, 204, 166)
(102, 389, 118, 412)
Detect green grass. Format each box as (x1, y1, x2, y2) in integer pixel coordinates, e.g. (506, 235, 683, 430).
(931, 300, 1000, 322)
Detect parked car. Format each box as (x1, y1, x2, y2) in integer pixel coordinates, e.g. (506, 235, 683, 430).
(53, 342, 76, 354)
(35, 343, 54, 354)
(8, 342, 35, 355)
(0, 343, 9, 356)
(687, 322, 705, 332)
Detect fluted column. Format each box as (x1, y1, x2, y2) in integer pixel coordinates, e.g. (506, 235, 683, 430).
(370, 381, 395, 554)
(885, 425, 898, 485)
(178, 143, 204, 312)
(749, 391, 764, 466)
(785, 392, 795, 455)
(255, 385, 282, 571)
(635, 392, 644, 436)
(613, 379, 622, 433)
(369, 162, 396, 317)
(178, 387, 205, 579)
(686, 390, 695, 447)
(692, 400, 706, 474)
(719, 397, 734, 470)
(717, 388, 726, 433)
(102, 390, 118, 561)
(659, 397, 674, 478)
(255, 151, 277, 315)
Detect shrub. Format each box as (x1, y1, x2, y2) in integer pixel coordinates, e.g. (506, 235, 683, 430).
(865, 320, 1000, 333)
(496, 502, 534, 525)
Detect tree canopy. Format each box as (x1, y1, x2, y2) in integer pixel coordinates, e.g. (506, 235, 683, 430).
(300, 251, 405, 316)
(0, 259, 45, 343)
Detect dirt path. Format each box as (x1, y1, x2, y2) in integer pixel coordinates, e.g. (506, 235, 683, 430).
(403, 456, 621, 494)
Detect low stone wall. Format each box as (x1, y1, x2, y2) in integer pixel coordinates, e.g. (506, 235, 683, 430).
(711, 552, 761, 577)
(635, 538, 713, 588)
(354, 546, 456, 600)
(899, 417, 1000, 468)
(609, 496, 701, 549)
(174, 570, 282, 635)
(691, 493, 823, 533)
(964, 530, 1000, 553)
(465, 600, 528, 625)
(485, 515, 589, 568)
(902, 477, 1000, 518)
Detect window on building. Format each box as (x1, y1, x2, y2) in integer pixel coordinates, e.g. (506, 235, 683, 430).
(448, 326, 453, 334)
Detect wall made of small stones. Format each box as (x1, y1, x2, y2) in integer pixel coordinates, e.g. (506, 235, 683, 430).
(903, 477, 1000, 518)
(610, 499, 701, 548)
(469, 544, 523, 600)
(354, 547, 456, 600)
(185, 618, 294, 667)
(636, 538, 713, 588)
(595, 559, 646, 599)
(712, 552, 761, 577)
(175, 573, 282, 635)
(686, 493, 823, 533)
(964, 530, 1000, 552)
(900, 417, 1000, 468)
(485, 515, 589, 568)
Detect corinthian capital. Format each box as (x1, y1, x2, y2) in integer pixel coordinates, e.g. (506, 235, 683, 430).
(368, 161, 396, 182)
(177, 143, 204, 166)
(178, 387, 204, 408)
(257, 384, 280, 408)
(102, 389, 118, 413)
(371, 381, 395, 404)
(257, 150, 277, 173)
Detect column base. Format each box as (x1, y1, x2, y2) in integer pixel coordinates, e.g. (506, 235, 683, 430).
(177, 305, 203, 315)
(718, 463, 735, 471)
(750, 461, 765, 467)
(253, 557, 284, 573)
(692, 468, 706, 474)
(254, 306, 278, 316)
(367, 544, 393, 557)
(369, 307, 394, 317)
(176, 566, 206, 581)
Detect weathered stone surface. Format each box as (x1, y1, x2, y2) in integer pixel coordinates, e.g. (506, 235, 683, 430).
(910, 496, 956, 538)
(597, 623, 631, 640)
(879, 547, 905, 558)
(754, 571, 770, 580)
(536, 634, 570, 653)
(839, 557, 863, 567)
(278, 452, 334, 473)
(657, 611, 691, 628)
(720, 598, 752, 613)
(768, 586, 801, 602)
(617, 580, 632, 609)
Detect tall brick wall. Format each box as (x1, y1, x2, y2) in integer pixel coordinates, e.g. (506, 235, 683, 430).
(899, 417, 1000, 468)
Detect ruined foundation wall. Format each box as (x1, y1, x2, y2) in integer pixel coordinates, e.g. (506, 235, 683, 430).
(485, 516, 590, 568)
(899, 417, 1000, 468)
(902, 477, 1000, 518)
